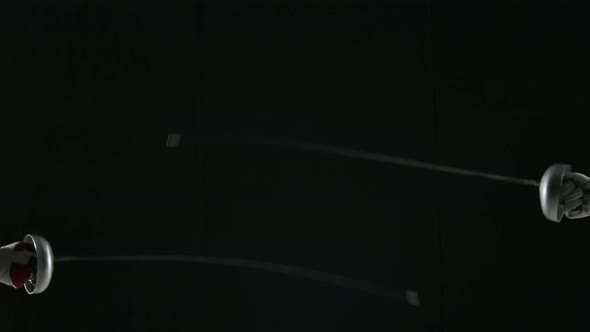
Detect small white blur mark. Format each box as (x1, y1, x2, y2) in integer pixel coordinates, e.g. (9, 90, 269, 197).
(166, 133, 182, 148)
(406, 290, 420, 307)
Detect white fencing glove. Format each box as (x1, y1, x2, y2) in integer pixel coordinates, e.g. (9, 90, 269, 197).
(560, 173, 590, 219)
(0, 242, 36, 289)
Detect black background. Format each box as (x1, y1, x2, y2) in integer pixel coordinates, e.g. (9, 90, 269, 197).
(2, 1, 590, 331)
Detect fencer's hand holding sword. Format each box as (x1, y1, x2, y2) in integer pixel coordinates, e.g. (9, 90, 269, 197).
(559, 173, 590, 219)
(540, 164, 590, 222)
(0, 235, 54, 294)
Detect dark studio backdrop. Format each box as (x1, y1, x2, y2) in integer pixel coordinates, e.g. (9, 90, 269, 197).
(1, 0, 590, 331)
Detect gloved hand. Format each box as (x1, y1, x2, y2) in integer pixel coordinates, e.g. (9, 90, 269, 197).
(0, 242, 36, 289)
(560, 173, 590, 219)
